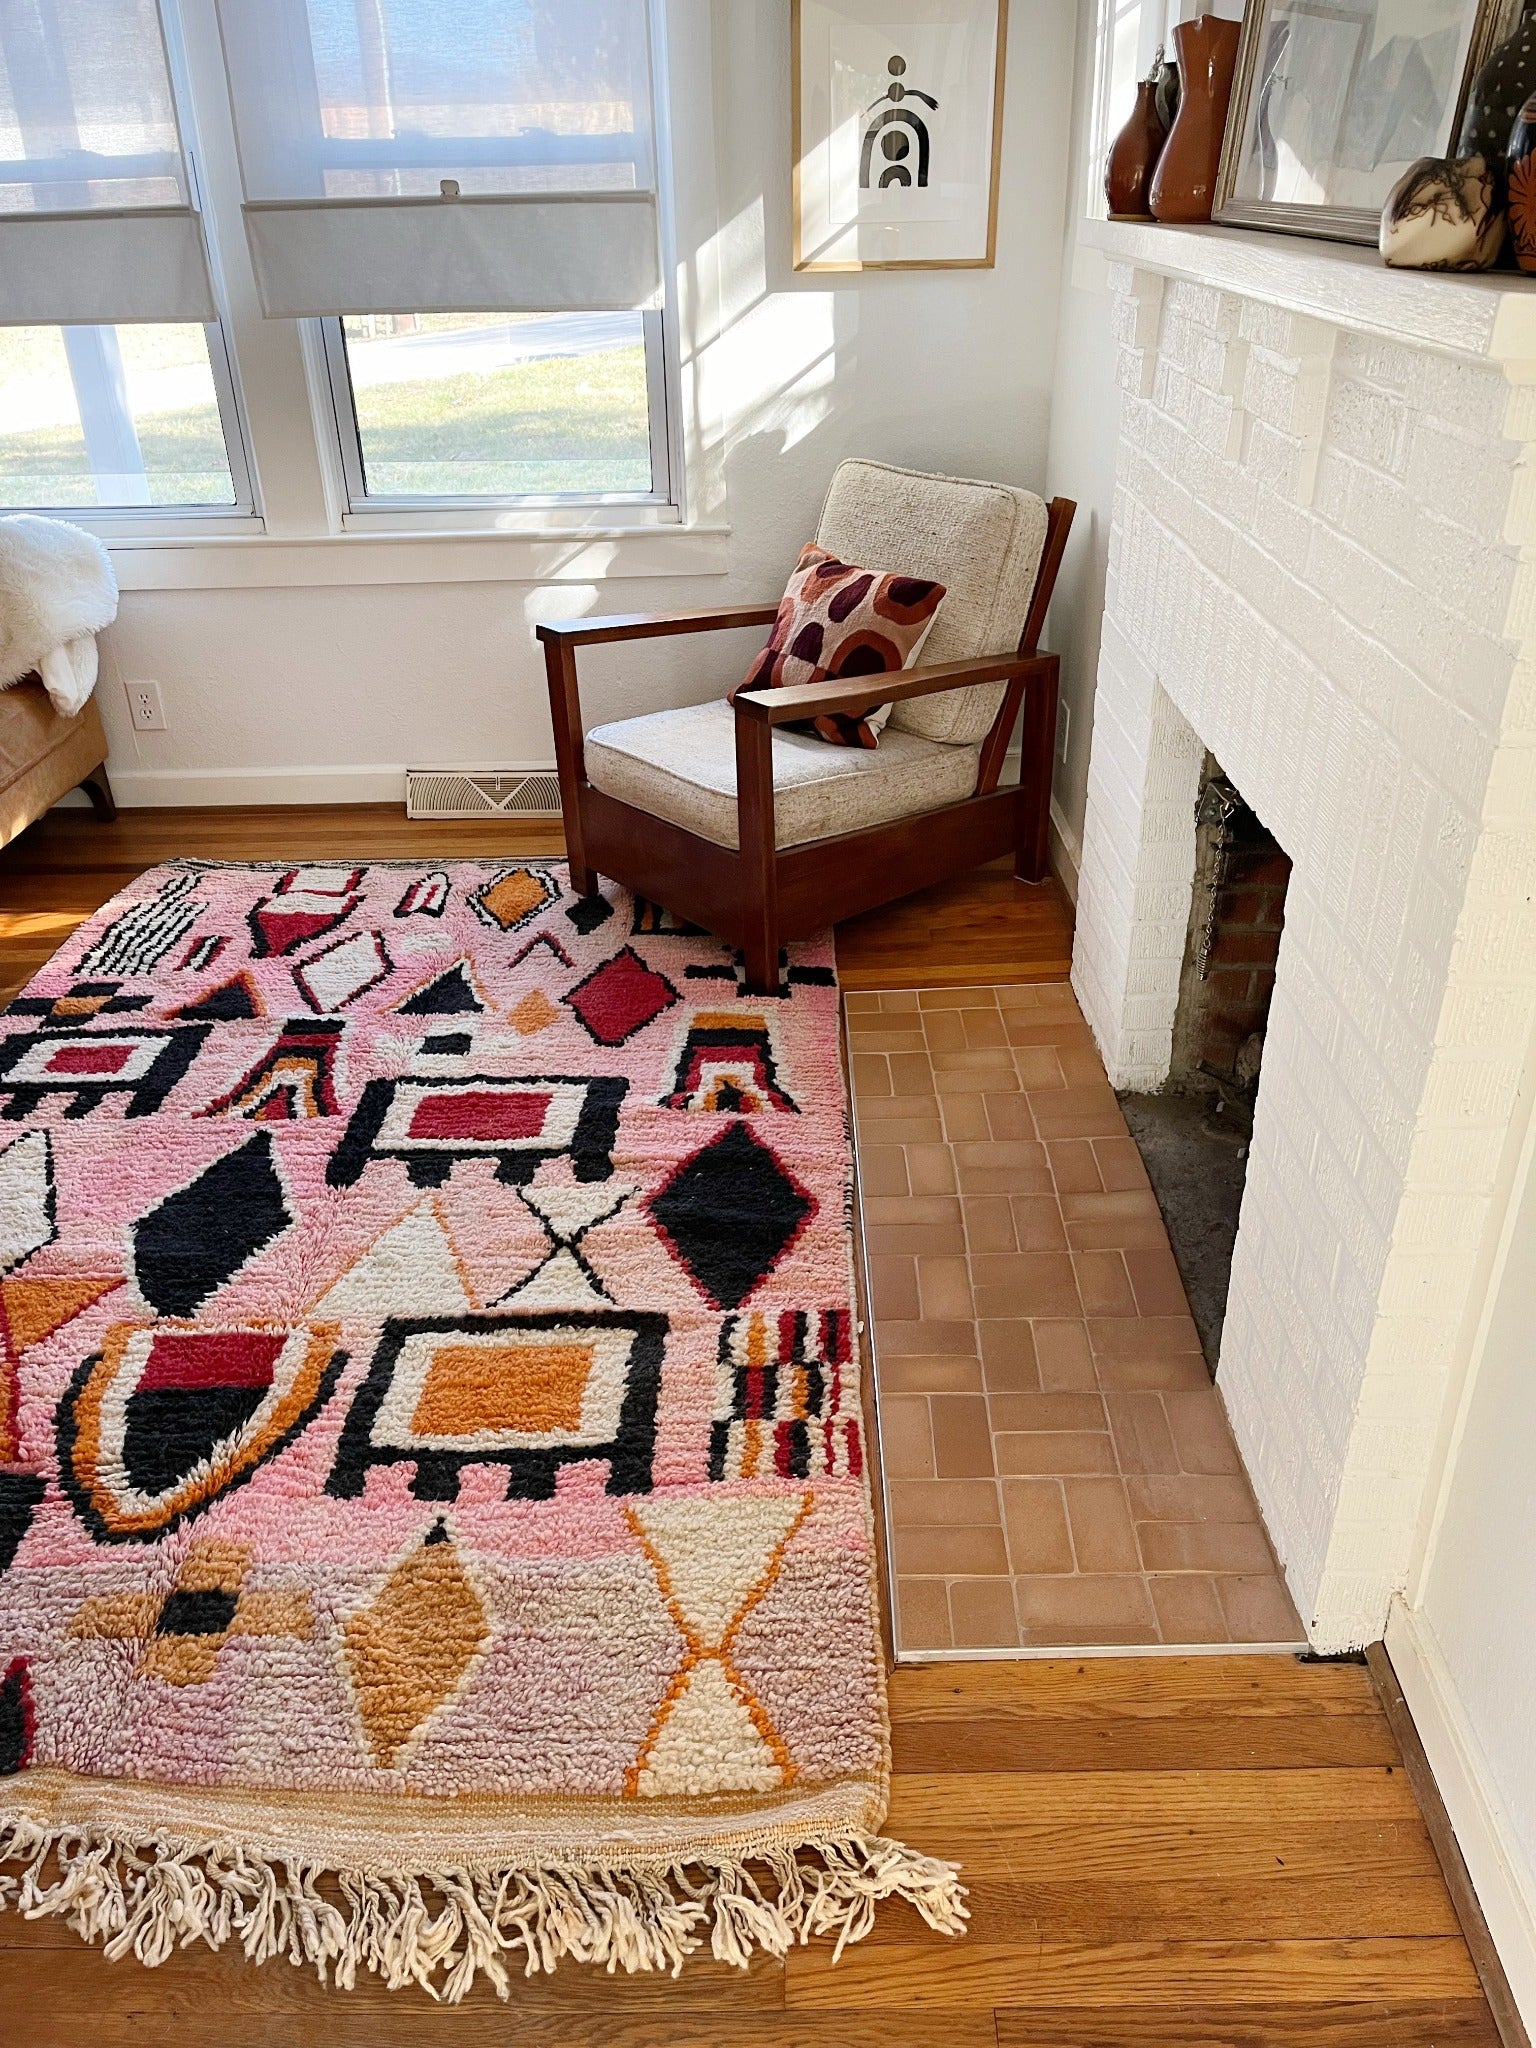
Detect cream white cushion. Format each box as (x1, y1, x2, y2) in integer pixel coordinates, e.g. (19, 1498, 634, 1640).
(585, 698, 980, 851)
(814, 459, 1048, 745)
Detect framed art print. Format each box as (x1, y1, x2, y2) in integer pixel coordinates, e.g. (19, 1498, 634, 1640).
(792, 0, 1008, 270)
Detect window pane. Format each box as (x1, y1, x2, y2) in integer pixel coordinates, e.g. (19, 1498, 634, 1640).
(0, 323, 237, 508)
(0, 0, 187, 212)
(340, 311, 653, 499)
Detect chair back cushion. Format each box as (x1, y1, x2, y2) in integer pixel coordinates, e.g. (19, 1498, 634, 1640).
(814, 459, 1048, 744)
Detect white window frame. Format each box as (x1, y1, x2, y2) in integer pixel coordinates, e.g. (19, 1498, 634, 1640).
(7, 0, 720, 577)
(314, 302, 681, 531)
(0, 0, 259, 532)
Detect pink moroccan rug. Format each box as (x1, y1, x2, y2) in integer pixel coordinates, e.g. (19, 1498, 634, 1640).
(0, 859, 962, 1996)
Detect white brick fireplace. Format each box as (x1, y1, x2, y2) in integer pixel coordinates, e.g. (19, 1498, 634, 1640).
(1071, 224, 1536, 1652)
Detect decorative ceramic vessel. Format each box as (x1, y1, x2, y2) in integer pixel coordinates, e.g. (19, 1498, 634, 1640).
(1149, 14, 1241, 225)
(1380, 153, 1506, 270)
(1459, 1, 1536, 165)
(1105, 76, 1167, 219)
(1152, 45, 1181, 136)
(1508, 95, 1536, 271)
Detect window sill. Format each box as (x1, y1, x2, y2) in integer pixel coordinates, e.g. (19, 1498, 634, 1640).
(107, 523, 731, 591)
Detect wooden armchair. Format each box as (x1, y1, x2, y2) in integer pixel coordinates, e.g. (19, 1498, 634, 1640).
(538, 459, 1075, 995)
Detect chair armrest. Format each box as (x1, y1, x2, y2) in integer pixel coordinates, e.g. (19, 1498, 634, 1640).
(536, 602, 779, 650)
(733, 650, 1052, 728)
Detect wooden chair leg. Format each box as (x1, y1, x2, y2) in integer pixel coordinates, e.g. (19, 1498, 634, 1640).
(567, 859, 600, 897)
(735, 704, 782, 996)
(1014, 659, 1059, 884)
(79, 766, 116, 822)
(743, 929, 781, 998)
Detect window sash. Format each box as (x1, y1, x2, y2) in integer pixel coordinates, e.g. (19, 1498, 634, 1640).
(316, 308, 675, 517)
(0, 317, 255, 519)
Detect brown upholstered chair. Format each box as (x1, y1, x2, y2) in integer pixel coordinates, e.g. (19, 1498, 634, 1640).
(0, 674, 113, 850)
(538, 460, 1074, 994)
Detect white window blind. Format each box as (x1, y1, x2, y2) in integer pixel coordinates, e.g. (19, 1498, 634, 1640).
(214, 0, 662, 318)
(0, 0, 215, 324)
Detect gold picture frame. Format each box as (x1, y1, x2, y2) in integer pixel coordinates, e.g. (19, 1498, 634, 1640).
(1214, 0, 1522, 245)
(791, 0, 1008, 272)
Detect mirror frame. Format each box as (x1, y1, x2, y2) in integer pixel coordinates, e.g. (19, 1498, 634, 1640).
(1213, 0, 1522, 244)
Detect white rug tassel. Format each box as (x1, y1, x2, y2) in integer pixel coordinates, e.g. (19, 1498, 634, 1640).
(0, 1824, 965, 2002)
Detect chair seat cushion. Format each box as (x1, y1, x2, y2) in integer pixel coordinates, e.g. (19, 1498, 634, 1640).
(584, 699, 981, 851)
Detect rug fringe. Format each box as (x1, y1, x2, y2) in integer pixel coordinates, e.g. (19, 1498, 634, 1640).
(0, 1821, 965, 1999)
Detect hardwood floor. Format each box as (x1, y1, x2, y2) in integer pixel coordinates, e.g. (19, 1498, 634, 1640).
(0, 806, 1498, 2044)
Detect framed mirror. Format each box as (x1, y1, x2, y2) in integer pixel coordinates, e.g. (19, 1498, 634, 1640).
(1214, 0, 1521, 243)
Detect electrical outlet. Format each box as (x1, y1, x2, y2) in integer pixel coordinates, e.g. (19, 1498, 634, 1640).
(126, 679, 166, 732)
(1057, 701, 1071, 763)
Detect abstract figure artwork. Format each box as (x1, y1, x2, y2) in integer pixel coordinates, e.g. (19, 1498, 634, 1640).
(860, 55, 938, 189)
(793, 0, 1006, 270)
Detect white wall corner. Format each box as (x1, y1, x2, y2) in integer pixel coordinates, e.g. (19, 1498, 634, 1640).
(1385, 1599, 1536, 2034)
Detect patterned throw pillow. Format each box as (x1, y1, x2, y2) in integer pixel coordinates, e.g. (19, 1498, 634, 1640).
(731, 543, 947, 748)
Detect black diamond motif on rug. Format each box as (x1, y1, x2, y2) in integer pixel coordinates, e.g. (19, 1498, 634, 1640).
(397, 962, 483, 1016)
(648, 1120, 814, 1310)
(566, 894, 613, 934)
(132, 1132, 291, 1316)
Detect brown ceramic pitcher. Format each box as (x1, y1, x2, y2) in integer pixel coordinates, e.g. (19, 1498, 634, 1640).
(1149, 14, 1240, 224)
(1105, 77, 1168, 218)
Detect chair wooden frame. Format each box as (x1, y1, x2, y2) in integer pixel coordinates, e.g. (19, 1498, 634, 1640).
(538, 495, 1076, 994)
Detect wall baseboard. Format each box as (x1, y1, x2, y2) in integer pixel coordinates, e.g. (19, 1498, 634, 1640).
(1050, 796, 1081, 906)
(1384, 1602, 1536, 2040)
(93, 765, 413, 808)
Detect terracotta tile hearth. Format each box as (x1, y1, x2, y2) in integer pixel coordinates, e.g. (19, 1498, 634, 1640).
(847, 985, 1305, 1654)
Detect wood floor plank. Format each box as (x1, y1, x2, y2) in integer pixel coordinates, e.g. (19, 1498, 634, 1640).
(860, 1875, 1460, 1944)
(991, 2000, 1502, 2046)
(891, 1714, 1399, 1772)
(887, 1766, 1425, 1830)
(784, 1938, 1484, 2009)
(0, 2002, 996, 2048)
(887, 1821, 1441, 1890)
(889, 1656, 1381, 1717)
(888, 1656, 1397, 1771)
(0, 1939, 785, 2013)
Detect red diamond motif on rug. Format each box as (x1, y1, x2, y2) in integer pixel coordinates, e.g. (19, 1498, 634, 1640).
(565, 947, 678, 1047)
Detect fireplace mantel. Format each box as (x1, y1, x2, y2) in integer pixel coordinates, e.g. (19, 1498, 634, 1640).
(1080, 215, 1536, 366)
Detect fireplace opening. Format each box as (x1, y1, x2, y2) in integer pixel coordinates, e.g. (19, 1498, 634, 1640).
(1116, 753, 1292, 1371)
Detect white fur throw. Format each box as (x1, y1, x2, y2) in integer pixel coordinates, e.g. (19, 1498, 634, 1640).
(0, 515, 117, 717)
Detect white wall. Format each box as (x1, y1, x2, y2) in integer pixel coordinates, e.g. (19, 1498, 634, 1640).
(93, 0, 1075, 806)
(1043, 0, 1123, 894)
(1392, 1022, 1536, 2028)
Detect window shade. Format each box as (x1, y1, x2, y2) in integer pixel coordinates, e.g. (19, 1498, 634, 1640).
(215, 0, 663, 317)
(0, 0, 214, 324)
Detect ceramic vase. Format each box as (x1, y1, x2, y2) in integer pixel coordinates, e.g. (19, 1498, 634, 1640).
(1380, 154, 1506, 270)
(1105, 77, 1167, 219)
(1152, 46, 1181, 135)
(1508, 95, 1536, 272)
(1459, 1, 1536, 166)
(1149, 14, 1241, 225)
